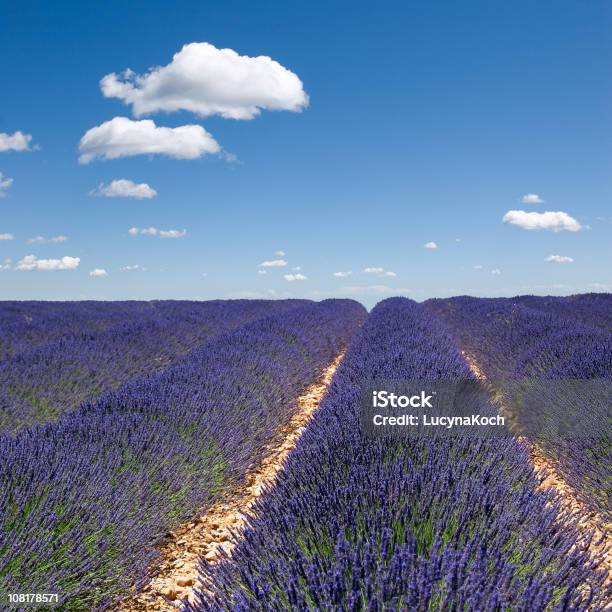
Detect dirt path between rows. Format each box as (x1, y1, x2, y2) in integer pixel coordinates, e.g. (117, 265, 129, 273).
(462, 351, 611, 583)
(118, 352, 344, 611)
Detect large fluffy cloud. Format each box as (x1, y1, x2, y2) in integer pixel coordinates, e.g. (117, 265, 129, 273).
(0, 172, 13, 197)
(93, 179, 157, 199)
(78, 117, 220, 163)
(0, 131, 34, 152)
(128, 226, 186, 238)
(16, 255, 80, 271)
(502, 210, 582, 232)
(100, 42, 309, 120)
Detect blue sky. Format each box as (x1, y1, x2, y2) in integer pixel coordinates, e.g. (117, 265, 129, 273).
(0, 0, 610, 307)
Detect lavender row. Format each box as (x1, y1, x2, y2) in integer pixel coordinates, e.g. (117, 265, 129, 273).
(0, 301, 157, 361)
(193, 298, 609, 611)
(0, 299, 310, 434)
(425, 296, 611, 516)
(0, 299, 366, 610)
(515, 293, 612, 332)
(0, 300, 311, 364)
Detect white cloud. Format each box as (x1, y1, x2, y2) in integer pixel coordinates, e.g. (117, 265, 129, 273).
(101, 42, 309, 120)
(292, 266, 301, 271)
(259, 259, 287, 268)
(589, 282, 610, 290)
(120, 264, 146, 271)
(491, 269, 501, 275)
(0, 172, 14, 197)
(333, 271, 352, 278)
(89, 268, 108, 277)
(546, 255, 574, 264)
(364, 266, 397, 278)
(27, 235, 68, 244)
(284, 273, 307, 281)
(275, 250, 286, 256)
(424, 241, 438, 249)
(258, 269, 267, 275)
(0, 233, 14, 241)
(128, 227, 187, 238)
(455, 238, 462, 243)
(502, 210, 582, 232)
(0, 131, 34, 152)
(78, 117, 220, 164)
(16, 255, 80, 271)
(0, 258, 10, 272)
(93, 179, 157, 199)
(521, 193, 544, 205)
(473, 265, 483, 270)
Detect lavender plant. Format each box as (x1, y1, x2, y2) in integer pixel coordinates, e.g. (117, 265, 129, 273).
(0, 299, 365, 610)
(425, 295, 611, 517)
(0, 299, 310, 434)
(192, 298, 609, 611)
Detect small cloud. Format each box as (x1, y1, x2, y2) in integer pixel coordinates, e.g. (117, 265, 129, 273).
(120, 264, 146, 271)
(424, 242, 438, 249)
(473, 265, 483, 270)
(16, 255, 80, 271)
(275, 250, 286, 257)
(0, 172, 14, 197)
(589, 282, 610, 290)
(0, 258, 10, 271)
(502, 210, 582, 232)
(89, 268, 108, 277)
(546, 255, 574, 264)
(201, 272, 208, 277)
(333, 271, 352, 278)
(284, 273, 307, 281)
(128, 227, 187, 238)
(364, 266, 397, 278)
(92, 179, 157, 199)
(27, 235, 68, 244)
(521, 193, 544, 205)
(0, 131, 35, 152)
(0, 233, 14, 241)
(455, 238, 462, 243)
(491, 269, 501, 275)
(259, 259, 287, 268)
(258, 269, 267, 275)
(78, 117, 220, 164)
(292, 266, 301, 271)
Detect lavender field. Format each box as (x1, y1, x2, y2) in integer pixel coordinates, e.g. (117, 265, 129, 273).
(0, 296, 610, 611)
